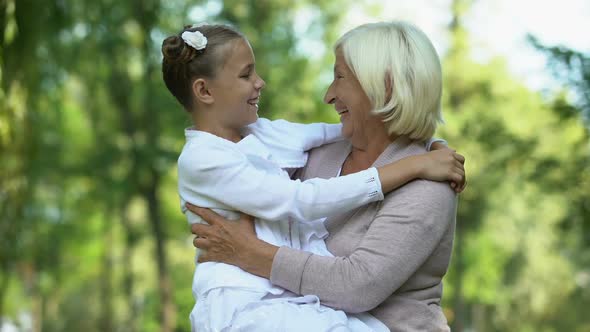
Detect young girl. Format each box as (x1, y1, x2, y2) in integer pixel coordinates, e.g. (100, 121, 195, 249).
(162, 24, 464, 332)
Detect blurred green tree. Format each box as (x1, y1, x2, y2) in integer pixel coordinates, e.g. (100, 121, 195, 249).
(440, 1, 590, 331)
(0, 0, 350, 331)
(1, 0, 589, 331)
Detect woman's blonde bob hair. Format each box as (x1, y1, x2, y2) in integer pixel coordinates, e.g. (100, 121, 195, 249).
(335, 21, 443, 141)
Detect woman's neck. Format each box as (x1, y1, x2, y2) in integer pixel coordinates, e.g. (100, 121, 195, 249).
(343, 126, 396, 174)
(191, 111, 242, 143)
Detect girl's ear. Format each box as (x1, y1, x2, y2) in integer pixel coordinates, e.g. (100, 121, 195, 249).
(192, 78, 214, 104)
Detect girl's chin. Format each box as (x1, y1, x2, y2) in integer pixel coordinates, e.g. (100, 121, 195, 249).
(243, 114, 258, 126)
(248, 103, 259, 112)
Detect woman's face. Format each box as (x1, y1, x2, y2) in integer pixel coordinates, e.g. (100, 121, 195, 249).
(208, 38, 265, 130)
(324, 49, 375, 141)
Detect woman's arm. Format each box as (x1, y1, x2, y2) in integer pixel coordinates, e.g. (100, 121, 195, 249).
(188, 181, 456, 313)
(271, 185, 456, 312)
(188, 206, 278, 277)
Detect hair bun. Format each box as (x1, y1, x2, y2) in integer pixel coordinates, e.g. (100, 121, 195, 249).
(162, 35, 191, 63)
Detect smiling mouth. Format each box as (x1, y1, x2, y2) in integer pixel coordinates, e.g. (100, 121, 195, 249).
(337, 109, 349, 115)
(247, 97, 259, 108)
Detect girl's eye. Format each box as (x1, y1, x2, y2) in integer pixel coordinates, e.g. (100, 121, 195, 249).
(241, 72, 251, 79)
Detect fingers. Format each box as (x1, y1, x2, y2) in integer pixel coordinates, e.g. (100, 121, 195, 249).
(455, 166, 465, 181)
(193, 237, 211, 250)
(454, 167, 466, 192)
(450, 180, 464, 193)
(447, 166, 465, 192)
(185, 202, 201, 215)
(456, 164, 465, 175)
(186, 203, 223, 225)
(452, 154, 466, 192)
(191, 223, 212, 237)
(451, 173, 462, 187)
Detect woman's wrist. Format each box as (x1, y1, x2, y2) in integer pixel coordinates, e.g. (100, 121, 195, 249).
(243, 239, 279, 279)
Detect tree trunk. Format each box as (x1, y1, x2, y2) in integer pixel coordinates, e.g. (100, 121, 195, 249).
(23, 263, 42, 332)
(145, 174, 175, 332)
(99, 212, 114, 332)
(0, 272, 9, 325)
(120, 204, 138, 332)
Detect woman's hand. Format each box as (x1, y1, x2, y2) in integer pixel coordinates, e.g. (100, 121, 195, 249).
(417, 148, 466, 193)
(187, 203, 278, 278)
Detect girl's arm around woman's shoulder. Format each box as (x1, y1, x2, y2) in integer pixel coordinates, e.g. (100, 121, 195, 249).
(245, 117, 343, 152)
(178, 140, 383, 223)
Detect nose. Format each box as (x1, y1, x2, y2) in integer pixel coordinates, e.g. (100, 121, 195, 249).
(323, 81, 336, 105)
(255, 73, 265, 90)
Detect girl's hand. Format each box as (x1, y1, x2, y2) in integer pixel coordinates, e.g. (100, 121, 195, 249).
(418, 149, 466, 193)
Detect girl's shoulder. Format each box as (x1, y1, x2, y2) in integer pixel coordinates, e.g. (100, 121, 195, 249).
(178, 132, 246, 173)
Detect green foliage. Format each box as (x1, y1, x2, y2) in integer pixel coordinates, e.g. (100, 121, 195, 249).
(0, 0, 588, 331)
(529, 35, 590, 127)
(439, 3, 590, 330)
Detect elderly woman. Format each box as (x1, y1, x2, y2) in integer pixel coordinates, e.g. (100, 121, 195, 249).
(189, 21, 457, 331)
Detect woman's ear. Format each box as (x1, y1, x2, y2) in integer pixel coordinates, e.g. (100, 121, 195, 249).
(192, 78, 214, 104)
(384, 74, 393, 103)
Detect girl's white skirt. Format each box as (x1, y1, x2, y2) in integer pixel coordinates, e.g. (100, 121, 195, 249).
(190, 287, 389, 332)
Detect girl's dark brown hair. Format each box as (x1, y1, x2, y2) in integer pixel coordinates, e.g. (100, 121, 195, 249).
(161, 24, 244, 110)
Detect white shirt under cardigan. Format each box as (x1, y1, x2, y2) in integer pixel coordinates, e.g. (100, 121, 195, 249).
(178, 118, 444, 331)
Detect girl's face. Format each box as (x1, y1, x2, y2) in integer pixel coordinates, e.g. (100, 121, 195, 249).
(208, 38, 265, 131)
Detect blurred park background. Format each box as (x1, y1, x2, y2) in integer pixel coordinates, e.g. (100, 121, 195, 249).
(1, 0, 589, 331)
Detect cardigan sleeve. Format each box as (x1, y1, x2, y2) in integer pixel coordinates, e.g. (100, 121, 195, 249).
(270, 180, 457, 312)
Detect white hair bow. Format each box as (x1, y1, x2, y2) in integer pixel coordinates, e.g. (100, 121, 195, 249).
(182, 30, 207, 50)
